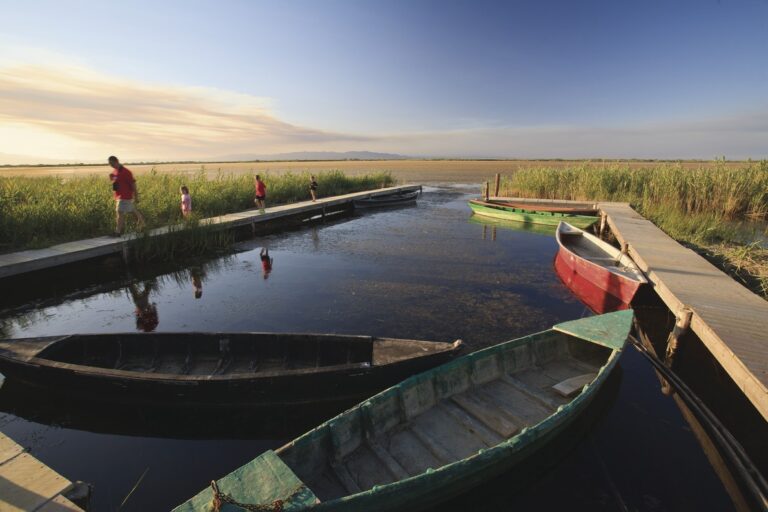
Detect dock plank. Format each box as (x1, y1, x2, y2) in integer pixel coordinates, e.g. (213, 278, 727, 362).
(600, 202, 768, 421)
(0, 453, 72, 512)
(0, 185, 421, 279)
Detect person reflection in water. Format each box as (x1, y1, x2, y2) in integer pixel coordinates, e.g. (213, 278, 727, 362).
(191, 267, 203, 299)
(128, 281, 159, 332)
(260, 248, 273, 280)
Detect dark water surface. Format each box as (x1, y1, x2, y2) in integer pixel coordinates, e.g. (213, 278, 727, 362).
(0, 186, 735, 511)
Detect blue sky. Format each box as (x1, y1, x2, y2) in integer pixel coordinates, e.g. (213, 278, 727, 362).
(0, 0, 766, 161)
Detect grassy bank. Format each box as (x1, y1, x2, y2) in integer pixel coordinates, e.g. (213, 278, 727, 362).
(498, 161, 768, 297)
(0, 169, 394, 251)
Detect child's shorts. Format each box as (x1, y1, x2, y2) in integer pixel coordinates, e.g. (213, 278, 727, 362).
(116, 199, 136, 213)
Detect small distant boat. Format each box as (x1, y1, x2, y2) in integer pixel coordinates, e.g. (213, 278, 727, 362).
(175, 311, 633, 512)
(354, 189, 420, 208)
(0, 332, 462, 406)
(468, 199, 597, 229)
(491, 199, 599, 216)
(555, 221, 647, 313)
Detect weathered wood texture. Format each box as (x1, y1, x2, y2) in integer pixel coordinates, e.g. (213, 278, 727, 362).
(0, 185, 421, 279)
(0, 432, 83, 512)
(599, 202, 768, 422)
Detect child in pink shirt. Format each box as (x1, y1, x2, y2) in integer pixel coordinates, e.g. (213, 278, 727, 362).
(180, 185, 192, 218)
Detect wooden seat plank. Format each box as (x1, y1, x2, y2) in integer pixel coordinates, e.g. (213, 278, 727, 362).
(552, 373, 597, 398)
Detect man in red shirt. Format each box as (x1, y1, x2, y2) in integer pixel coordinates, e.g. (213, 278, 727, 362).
(109, 156, 145, 236)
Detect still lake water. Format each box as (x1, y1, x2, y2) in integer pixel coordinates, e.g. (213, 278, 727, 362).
(0, 185, 735, 511)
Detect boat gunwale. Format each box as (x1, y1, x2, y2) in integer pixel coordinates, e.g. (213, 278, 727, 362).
(0, 334, 461, 382)
(277, 326, 625, 507)
(555, 222, 647, 285)
(467, 201, 598, 228)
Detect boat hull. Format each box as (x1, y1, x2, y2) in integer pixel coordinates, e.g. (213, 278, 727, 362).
(0, 334, 460, 407)
(354, 191, 419, 208)
(493, 200, 598, 216)
(468, 201, 597, 229)
(554, 248, 635, 313)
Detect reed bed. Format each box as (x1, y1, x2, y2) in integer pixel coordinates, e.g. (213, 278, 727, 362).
(498, 161, 768, 297)
(0, 169, 394, 251)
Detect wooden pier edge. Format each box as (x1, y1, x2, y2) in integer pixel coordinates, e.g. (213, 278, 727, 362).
(599, 202, 768, 423)
(0, 185, 422, 280)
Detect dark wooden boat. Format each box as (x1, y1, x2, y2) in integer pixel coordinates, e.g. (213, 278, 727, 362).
(175, 311, 633, 512)
(0, 333, 462, 406)
(491, 199, 598, 216)
(555, 221, 647, 313)
(468, 200, 597, 229)
(354, 189, 420, 208)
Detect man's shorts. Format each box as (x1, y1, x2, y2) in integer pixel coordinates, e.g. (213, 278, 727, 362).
(116, 199, 136, 213)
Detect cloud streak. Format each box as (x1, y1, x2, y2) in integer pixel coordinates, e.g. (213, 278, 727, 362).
(0, 62, 368, 160)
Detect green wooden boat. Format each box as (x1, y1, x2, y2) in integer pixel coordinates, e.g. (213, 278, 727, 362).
(468, 199, 598, 229)
(174, 311, 632, 512)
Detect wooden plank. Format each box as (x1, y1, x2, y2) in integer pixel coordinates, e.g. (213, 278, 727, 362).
(500, 374, 560, 409)
(366, 439, 410, 480)
(599, 202, 768, 421)
(37, 494, 84, 512)
(450, 392, 518, 438)
(0, 453, 72, 512)
(409, 423, 454, 464)
(436, 402, 504, 447)
(331, 462, 362, 495)
(551, 373, 597, 398)
(0, 185, 422, 279)
(0, 432, 24, 465)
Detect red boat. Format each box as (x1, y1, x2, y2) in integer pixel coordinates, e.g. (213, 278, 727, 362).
(554, 221, 647, 313)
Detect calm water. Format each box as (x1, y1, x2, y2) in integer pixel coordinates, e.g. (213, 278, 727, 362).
(0, 186, 736, 511)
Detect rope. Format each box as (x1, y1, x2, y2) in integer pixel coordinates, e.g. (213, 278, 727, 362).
(210, 480, 306, 512)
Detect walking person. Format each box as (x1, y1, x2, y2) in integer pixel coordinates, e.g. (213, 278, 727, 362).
(254, 175, 267, 213)
(260, 247, 273, 280)
(309, 175, 318, 202)
(108, 156, 145, 236)
(180, 185, 192, 218)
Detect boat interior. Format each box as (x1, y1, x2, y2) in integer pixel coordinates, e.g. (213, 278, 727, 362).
(32, 334, 453, 376)
(278, 330, 612, 500)
(559, 229, 646, 281)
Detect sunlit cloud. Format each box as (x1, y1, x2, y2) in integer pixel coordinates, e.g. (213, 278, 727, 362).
(0, 60, 369, 162)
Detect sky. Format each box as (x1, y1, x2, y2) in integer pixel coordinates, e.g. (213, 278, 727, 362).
(0, 0, 767, 163)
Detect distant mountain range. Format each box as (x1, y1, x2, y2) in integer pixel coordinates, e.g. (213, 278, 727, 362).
(205, 151, 410, 161)
(0, 150, 410, 166)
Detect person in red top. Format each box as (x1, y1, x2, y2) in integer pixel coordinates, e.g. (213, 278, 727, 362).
(254, 174, 267, 213)
(260, 247, 273, 279)
(108, 156, 145, 236)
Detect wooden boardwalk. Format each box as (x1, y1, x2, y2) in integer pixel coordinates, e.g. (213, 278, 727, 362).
(492, 196, 768, 422)
(0, 185, 420, 279)
(0, 432, 83, 511)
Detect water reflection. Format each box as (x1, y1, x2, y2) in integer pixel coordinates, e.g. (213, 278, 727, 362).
(128, 281, 159, 332)
(190, 267, 203, 299)
(260, 247, 274, 279)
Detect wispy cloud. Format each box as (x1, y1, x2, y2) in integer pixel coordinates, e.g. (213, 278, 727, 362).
(0, 61, 368, 161)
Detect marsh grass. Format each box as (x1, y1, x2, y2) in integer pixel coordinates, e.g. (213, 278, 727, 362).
(498, 161, 768, 297)
(0, 169, 394, 251)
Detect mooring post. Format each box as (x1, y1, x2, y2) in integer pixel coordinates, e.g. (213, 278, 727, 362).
(494, 173, 501, 197)
(251, 220, 257, 235)
(484, 181, 490, 201)
(121, 242, 130, 264)
(599, 212, 607, 238)
(322, 205, 326, 221)
(664, 307, 693, 369)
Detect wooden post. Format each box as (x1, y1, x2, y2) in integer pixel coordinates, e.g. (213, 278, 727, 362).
(121, 242, 130, 264)
(664, 307, 693, 369)
(322, 205, 326, 221)
(494, 173, 501, 197)
(599, 212, 607, 238)
(484, 182, 489, 201)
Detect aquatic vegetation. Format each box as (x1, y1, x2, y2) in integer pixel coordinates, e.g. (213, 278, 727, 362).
(0, 170, 394, 251)
(498, 160, 768, 297)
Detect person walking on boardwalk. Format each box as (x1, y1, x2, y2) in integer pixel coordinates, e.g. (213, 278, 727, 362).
(254, 175, 267, 213)
(108, 156, 145, 236)
(309, 175, 318, 202)
(180, 185, 192, 218)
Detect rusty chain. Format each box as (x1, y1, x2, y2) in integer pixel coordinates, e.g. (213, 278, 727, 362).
(210, 480, 306, 512)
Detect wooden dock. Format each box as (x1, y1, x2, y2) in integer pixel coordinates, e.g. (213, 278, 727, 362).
(493, 196, 768, 422)
(0, 185, 420, 279)
(0, 432, 84, 511)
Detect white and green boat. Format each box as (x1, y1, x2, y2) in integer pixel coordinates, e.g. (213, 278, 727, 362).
(175, 311, 632, 512)
(468, 199, 598, 229)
